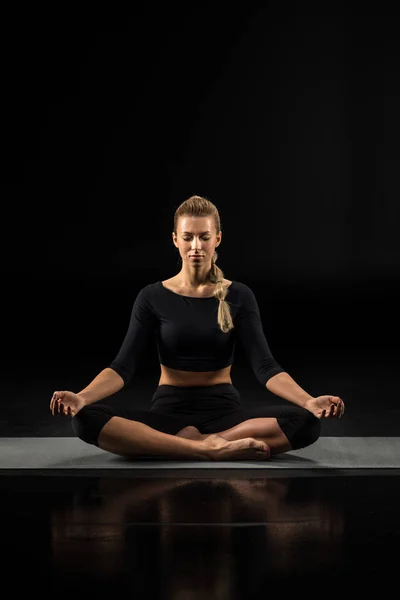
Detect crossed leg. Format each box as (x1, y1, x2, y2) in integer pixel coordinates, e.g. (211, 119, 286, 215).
(177, 417, 292, 456)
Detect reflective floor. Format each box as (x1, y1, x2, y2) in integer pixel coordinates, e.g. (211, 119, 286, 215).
(3, 357, 400, 596)
(2, 471, 399, 595)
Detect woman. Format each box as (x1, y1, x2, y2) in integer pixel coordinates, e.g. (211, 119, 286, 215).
(50, 195, 344, 461)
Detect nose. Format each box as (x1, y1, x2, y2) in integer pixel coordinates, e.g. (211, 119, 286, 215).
(191, 239, 201, 250)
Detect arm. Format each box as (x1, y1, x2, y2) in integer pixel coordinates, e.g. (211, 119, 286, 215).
(266, 371, 313, 407)
(267, 372, 344, 417)
(106, 285, 156, 386)
(51, 287, 156, 416)
(234, 283, 286, 386)
(51, 366, 125, 416)
(79, 286, 155, 405)
(234, 283, 311, 405)
(234, 283, 344, 417)
(77, 367, 125, 406)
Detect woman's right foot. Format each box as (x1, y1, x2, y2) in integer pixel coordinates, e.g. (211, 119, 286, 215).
(201, 433, 270, 461)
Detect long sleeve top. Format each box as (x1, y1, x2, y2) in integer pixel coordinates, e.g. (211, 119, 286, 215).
(108, 280, 285, 386)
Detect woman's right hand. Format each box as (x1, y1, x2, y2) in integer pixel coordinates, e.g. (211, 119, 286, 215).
(50, 391, 86, 417)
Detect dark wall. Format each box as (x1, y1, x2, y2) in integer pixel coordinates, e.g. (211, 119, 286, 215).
(2, 6, 399, 433)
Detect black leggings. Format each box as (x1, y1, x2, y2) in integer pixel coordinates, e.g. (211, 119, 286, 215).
(72, 383, 321, 451)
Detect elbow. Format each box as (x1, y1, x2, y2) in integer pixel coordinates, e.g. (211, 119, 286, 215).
(263, 368, 287, 388)
(107, 365, 130, 388)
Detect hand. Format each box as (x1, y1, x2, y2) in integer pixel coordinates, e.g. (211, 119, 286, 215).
(50, 390, 86, 417)
(304, 395, 344, 419)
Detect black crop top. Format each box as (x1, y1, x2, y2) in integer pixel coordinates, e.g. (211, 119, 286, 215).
(108, 281, 285, 387)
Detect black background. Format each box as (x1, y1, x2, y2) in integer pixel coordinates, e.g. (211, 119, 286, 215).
(2, 4, 399, 436)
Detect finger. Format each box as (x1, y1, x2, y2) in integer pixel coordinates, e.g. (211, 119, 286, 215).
(50, 393, 57, 413)
(321, 409, 326, 418)
(337, 398, 342, 416)
(51, 396, 59, 414)
(52, 392, 61, 415)
(67, 405, 72, 417)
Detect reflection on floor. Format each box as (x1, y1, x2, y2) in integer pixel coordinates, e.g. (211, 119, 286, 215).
(2, 472, 399, 594)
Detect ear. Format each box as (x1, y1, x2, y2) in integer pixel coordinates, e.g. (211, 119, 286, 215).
(172, 232, 178, 248)
(215, 230, 222, 247)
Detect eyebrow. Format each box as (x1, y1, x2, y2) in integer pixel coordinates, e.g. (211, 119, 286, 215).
(181, 231, 212, 234)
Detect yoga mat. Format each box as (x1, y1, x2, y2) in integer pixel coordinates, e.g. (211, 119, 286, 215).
(0, 437, 399, 473)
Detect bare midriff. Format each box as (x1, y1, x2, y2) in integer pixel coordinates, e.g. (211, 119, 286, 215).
(158, 364, 233, 387)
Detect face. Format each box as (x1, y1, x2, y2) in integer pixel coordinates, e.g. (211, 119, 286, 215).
(173, 216, 222, 266)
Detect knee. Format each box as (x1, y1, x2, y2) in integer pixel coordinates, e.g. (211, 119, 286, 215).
(72, 404, 111, 447)
(289, 409, 321, 450)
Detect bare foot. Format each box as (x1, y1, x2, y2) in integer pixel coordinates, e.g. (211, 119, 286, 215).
(201, 433, 270, 461)
(176, 426, 209, 441)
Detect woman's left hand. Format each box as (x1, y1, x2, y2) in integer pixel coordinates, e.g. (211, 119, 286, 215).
(304, 395, 345, 419)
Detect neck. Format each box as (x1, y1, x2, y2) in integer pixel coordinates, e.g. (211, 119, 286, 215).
(177, 267, 213, 288)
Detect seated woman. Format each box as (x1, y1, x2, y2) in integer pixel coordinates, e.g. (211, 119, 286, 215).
(50, 195, 344, 461)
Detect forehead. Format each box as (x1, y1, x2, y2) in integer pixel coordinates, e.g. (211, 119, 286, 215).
(177, 215, 214, 233)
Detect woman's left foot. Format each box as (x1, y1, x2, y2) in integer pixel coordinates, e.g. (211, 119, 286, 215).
(176, 426, 209, 441)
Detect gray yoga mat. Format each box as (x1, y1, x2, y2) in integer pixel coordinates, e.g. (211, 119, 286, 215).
(0, 437, 399, 472)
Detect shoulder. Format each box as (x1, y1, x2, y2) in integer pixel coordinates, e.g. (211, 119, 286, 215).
(231, 280, 255, 295)
(132, 281, 160, 304)
(230, 281, 260, 313)
(134, 282, 157, 295)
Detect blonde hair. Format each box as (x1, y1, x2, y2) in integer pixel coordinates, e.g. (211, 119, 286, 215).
(173, 195, 234, 333)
